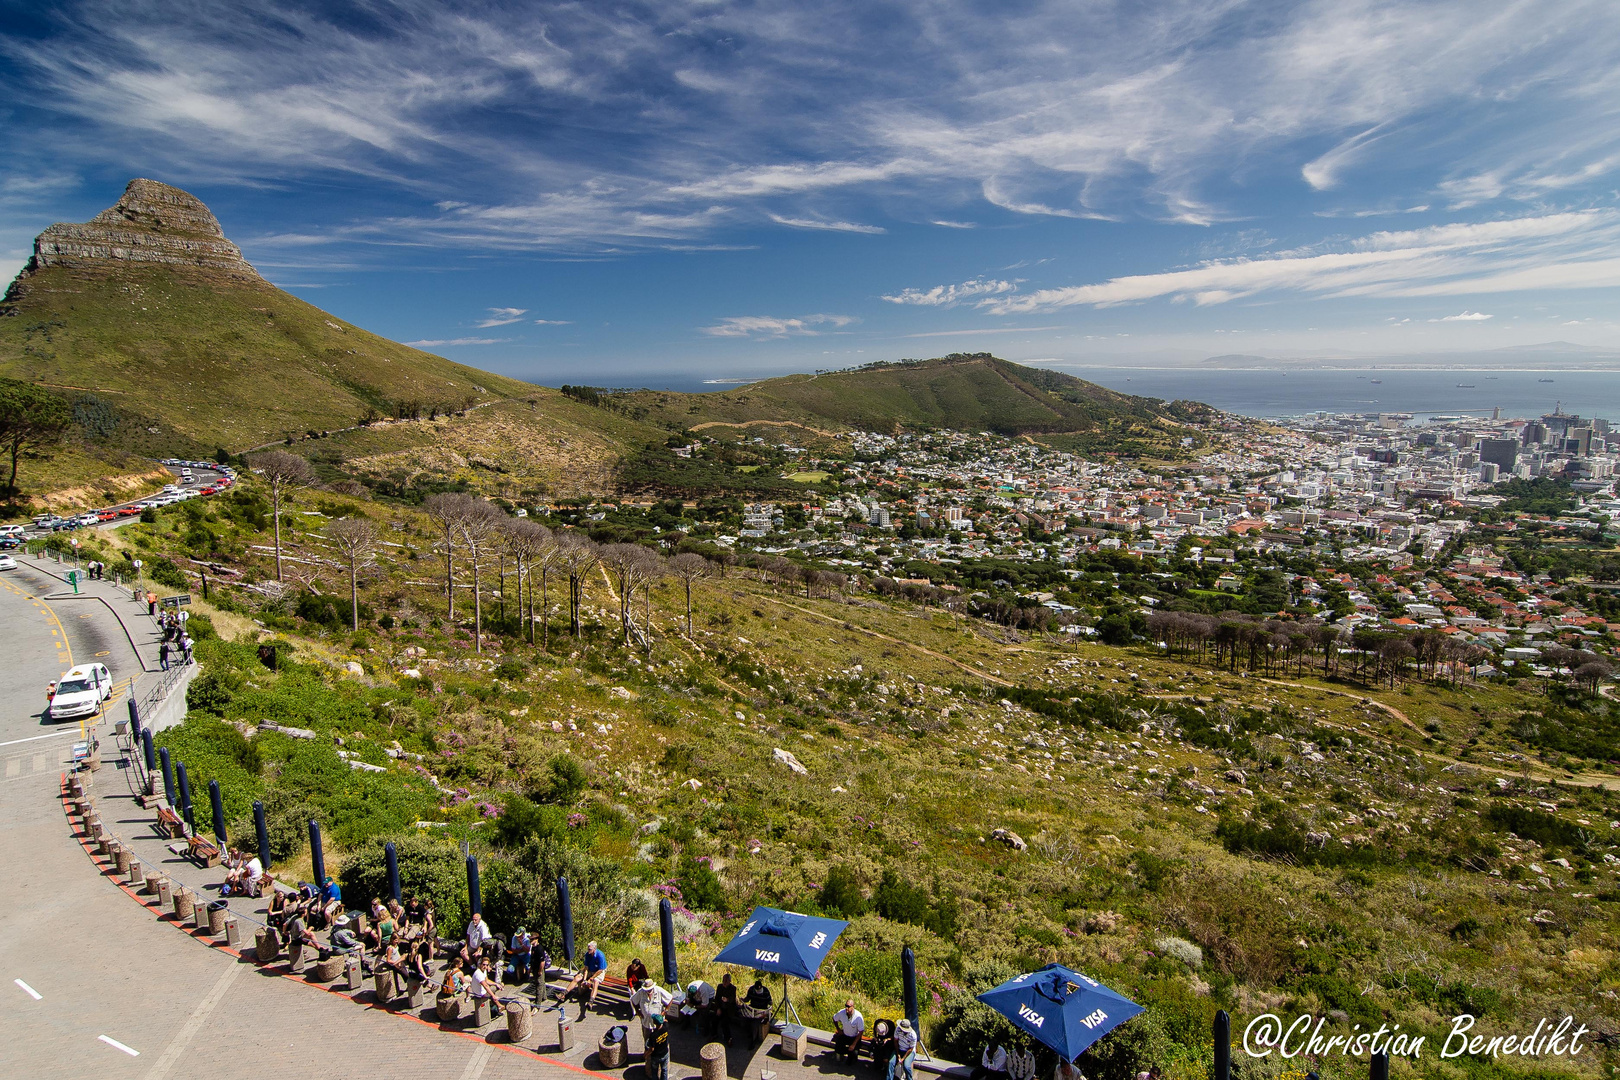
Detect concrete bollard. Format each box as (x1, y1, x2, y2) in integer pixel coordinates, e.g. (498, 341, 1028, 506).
(174, 888, 195, 921)
(207, 900, 227, 935)
(141, 869, 162, 895)
(312, 955, 344, 982)
(192, 894, 210, 932)
(404, 977, 425, 1009)
(127, 859, 144, 888)
(257, 927, 282, 964)
(506, 1001, 533, 1043)
(437, 994, 462, 1023)
(156, 878, 172, 907)
(344, 955, 363, 991)
(557, 1013, 574, 1052)
(699, 1041, 725, 1080)
(473, 996, 494, 1027)
(223, 915, 240, 947)
(98, 834, 115, 858)
(373, 968, 396, 1005)
(114, 845, 131, 874)
(91, 822, 106, 844)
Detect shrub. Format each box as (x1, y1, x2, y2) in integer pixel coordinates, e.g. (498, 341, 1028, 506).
(675, 854, 727, 912)
(494, 794, 566, 850)
(186, 671, 235, 715)
(933, 960, 1020, 1063)
(148, 557, 187, 589)
(528, 754, 588, 805)
(341, 832, 471, 934)
(834, 947, 901, 1001)
(1154, 936, 1203, 968)
(818, 863, 868, 919)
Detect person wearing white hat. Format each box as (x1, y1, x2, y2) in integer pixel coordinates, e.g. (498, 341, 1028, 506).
(892, 1019, 918, 1080)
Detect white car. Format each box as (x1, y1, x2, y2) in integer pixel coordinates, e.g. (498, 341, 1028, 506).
(0, 554, 16, 571)
(0, 524, 24, 538)
(49, 663, 113, 721)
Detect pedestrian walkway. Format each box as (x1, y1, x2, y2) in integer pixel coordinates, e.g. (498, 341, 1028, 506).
(24, 549, 197, 731)
(65, 754, 953, 1080)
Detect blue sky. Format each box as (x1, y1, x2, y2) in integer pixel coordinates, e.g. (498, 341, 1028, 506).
(4, 0, 1620, 388)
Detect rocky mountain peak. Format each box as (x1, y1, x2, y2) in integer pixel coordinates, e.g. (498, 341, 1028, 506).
(6, 179, 263, 303)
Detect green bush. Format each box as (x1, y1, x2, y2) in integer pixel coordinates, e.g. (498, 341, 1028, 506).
(933, 960, 1020, 1062)
(494, 794, 566, 850)
(186, 670, 235, 715)
(341, 832, 471, 933)
(148, 557, 187, 589)
(675, 854, 727, 911)
(833, 947, 901, 1001)
(818, 863, 868, 918)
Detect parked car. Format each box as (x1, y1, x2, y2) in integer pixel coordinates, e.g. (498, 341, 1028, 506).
(0, 553, 17, 570)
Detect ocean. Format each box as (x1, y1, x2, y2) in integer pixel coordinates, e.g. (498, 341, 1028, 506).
(1060, 367, 1620, 422)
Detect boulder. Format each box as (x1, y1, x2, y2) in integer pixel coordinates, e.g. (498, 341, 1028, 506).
(772, 748, 808, 776)
(989, 828, 1027, 852)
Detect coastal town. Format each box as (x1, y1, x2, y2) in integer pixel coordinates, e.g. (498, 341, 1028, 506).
(617, 402, 1620, 684)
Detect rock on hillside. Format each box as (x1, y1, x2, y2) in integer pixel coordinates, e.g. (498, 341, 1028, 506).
(6, 179, 262, 302)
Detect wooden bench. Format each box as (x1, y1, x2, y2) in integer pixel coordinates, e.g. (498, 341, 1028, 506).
(187, 834, 221, 867)
(155, 807, 185, 839)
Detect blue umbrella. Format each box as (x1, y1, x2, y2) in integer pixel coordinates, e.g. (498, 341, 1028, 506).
(976, 963, 1144, 1061)
(712, 906, 848, 1026)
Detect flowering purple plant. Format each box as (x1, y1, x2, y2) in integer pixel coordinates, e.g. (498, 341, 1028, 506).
(479, 802, 502, 818)
(567, 812, 588, 828)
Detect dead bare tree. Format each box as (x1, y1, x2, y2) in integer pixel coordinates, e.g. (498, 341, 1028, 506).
(602, 543, 654, 646)
(500, 518, 551, 647)
(423, 492, 478, 622)
(669, 552, 708, 637)
(558, 534, 600, 638)
(456, 499, 504, 653)
(326, 516, 379, 632)
(248, 450, 314, 582)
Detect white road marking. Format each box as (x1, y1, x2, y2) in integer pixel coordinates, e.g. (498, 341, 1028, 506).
(140, 957, 243, 1080)
(99, 1034, 140, 1056)
(0, 729, 83, 748)
(14, 978, 41, 999)
(459, 1043, 494, 1080)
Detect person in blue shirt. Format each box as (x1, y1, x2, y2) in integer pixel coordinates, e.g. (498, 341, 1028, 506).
(565, 939, 609, 1018)
(320, 876, 342, 924)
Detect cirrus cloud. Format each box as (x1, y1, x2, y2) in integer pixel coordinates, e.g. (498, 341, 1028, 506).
(699, 314, 856, 338)
(882, 277, 1018, 307)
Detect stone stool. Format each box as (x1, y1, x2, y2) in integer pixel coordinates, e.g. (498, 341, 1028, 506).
(700, 1040, 726, 1080)
(506, 1001, 533, 1043)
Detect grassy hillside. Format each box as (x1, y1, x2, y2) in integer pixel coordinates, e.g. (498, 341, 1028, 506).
(43, 482, 1620, 1080)
(620, 354, 1210, 454)
(0, 265, 538, 450)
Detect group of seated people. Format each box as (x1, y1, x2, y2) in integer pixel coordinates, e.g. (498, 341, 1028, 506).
(671, 972, 775, 1045)
(972, 1039, 1085, 1080)
(266, 876, 345, 934)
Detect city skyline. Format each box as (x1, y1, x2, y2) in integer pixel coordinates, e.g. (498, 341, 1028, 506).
(4, 0, 1620, 386)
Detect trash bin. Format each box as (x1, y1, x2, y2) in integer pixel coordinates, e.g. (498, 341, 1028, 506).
(557, 1013, 574, 1052)
(207, 898, 229, 934)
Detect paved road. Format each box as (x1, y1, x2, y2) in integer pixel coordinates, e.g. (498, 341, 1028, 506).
(12, 462, 231, 541)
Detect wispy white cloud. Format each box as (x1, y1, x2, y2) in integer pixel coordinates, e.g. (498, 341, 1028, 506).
(882, 278, 1018, 307)
(1434, 310, 1492, 321)
(476, 306, 527, 327)
(533, 318, 571, 325)
(983, 211, 1620, 313)
(6, 0, 1620, 251)
(767, 215, 885, 235)
(904, 325, 1065, 338)
(699, 314, 856, 338)
(404, 337, 506, 347)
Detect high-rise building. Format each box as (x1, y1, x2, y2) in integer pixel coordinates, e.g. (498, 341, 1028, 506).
(1478, 438, 1518, 471)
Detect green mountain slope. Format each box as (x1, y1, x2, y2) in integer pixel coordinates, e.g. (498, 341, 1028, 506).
(625, 353, 1209, 454)
(0, 179, 536, 453)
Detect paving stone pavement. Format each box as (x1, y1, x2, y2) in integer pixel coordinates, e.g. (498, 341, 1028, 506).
(36, 753, 932, 1080)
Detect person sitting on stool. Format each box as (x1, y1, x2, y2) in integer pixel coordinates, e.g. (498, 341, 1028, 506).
(832, 1000, 866, 1064)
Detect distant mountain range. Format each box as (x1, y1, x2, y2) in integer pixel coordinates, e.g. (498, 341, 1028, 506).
(1, 180, 1200, 507)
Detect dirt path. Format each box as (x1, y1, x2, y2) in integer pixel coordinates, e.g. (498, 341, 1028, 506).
(687, 419, 844, 439)
(761, 596, 1013, 686)
(1258, 677, 1420, 732)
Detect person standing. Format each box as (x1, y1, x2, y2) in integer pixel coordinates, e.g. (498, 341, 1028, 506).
(158, 639, 171, 672)
(508, 927, 533, 982)
(714, 972, 739, 1045)
(1008, 1042, 1037, 1080)
(463, 912, 493, 963)
(146, 590, 157, 616)
(645, 1013, 671, 1080)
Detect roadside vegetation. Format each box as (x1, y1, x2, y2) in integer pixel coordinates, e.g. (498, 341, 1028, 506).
(63, 462, 1614, 1080)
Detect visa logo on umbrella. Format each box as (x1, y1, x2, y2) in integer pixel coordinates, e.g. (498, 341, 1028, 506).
(756, 950, 782, 963)
(1018, 1004, 1046, 1028)
(1080, 1009, 1110, 1029)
